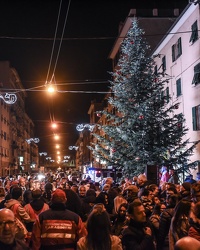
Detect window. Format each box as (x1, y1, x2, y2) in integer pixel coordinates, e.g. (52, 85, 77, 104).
(161, 87, 169, 104)
(192, 105, 200, 130)
(154, 65, 158, 76)
(172, 37, 182, 62)
(176, 78, 181, 97)
(189, 20, 198, 44)
(192, 63, 200, 85)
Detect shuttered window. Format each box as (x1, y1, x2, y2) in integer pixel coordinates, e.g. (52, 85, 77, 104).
(192, 105, 200, 131)
(192, 63, 200, 85)
(189, 20, 198, 44)
(176, 78, 181, 97)
(172, 37, 182, 62)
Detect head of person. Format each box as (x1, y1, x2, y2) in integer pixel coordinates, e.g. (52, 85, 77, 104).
(137, 174, 147, 187)
(103, 184, 110, 193)
(0, 208, 16, 245)
(19, 177, 26, 187)
(117, 203, 128, 219)
(174, 236, 200, 250)
(11, 186, 22, 200)
(124, 185, 138, 200)
(127, 198, 146, 223)
(51, 188, 67, 205)
(32, 189, 42, 200)
(86, 203, 112, 249)
(191, 183, 200, 203)
(180, 182, 191, 198)
(169, 168, 175, 176)
(78, 185, 86, 197)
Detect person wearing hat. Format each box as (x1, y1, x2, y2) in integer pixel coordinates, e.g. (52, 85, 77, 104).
(31, 188, 87, 250)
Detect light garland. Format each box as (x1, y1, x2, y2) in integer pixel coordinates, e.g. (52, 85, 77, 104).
(76, 124, 95, 132)
(26, 138, 40, 144)
(68, 146, 79, 150)
(0, 93, 17, 104)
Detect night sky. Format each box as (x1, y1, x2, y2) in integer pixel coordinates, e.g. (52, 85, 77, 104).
(0, 0, 188, 157)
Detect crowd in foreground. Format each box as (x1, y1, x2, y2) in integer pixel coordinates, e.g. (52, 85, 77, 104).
(0, 170, 200, 249)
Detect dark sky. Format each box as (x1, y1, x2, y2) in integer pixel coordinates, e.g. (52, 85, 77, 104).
(0, 0, 188, 157)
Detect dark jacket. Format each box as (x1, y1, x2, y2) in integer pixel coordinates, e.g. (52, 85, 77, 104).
(0, 238, 30, 250)
(122, 219, 155, 250)
(31, 203, 87, 250)
(156, 208, 174, 250)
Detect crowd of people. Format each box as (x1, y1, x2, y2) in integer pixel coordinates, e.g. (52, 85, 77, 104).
(0, 170, 200, 249)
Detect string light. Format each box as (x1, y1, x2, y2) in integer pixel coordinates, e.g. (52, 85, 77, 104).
(0, 93, 17, 104)
(76, 124, 95, 132)
(25, 138, 40, 144)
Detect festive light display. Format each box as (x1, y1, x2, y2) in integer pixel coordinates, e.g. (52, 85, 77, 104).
(0, 93, 17, 104)
(76, 124, 95, 132)
(26, 138, 40, 144)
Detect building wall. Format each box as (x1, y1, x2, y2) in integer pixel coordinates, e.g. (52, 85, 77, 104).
(153, 3, 200, 168)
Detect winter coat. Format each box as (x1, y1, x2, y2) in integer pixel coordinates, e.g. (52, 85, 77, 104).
(4, 199, 32, 224)
(31, 203, 87, 250)
(156, 207, 174, 250)
(77, 235, 122, 250)
(0, 238, 30, 250)
(121, 219, 155, 250)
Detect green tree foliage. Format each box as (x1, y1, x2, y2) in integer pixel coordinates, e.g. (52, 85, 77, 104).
(89, 19, 199, 178)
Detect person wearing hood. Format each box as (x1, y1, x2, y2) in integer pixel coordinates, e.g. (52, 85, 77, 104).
(4, 186, 32, 225)
(31, 188, 87, 250)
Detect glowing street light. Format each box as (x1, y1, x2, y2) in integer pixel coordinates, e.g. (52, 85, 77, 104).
(51, 122, 57, 129)
(54, 134, 59, 140)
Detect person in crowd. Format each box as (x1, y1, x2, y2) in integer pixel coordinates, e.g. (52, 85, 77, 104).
(113, 187, 127, 214)
(4, 186, 32, 225)
(94, 182, 101, 197)
(157, 194, 180, 250)
(180, 182, 192, 201)
(168, 168, 179, 184)
(137, 174, 149, 198)
(140, 188, 154, 219)
(174, 236, 200, 250)
(184, 174, 196, 184)
(64, 188, 83, 217)
(188, 201, 200, 241)
(169, 200, 192, 250)
(80, 188, 96, 222)
(149, 203, 166, 243)
(41, 182, 53, 204)
(132, 176, 138, 186)
(77, 203, 122, 250)
(121, 198, 155, 250)
(191, 182, 200, 203)
(0, 208, 30, 249)
(31, 188, 87, 250)
(32, 180, 41, 191)
(95, 183, 113, 214)
(160, 166, 170, 185)
(123, 184, 138, 204)
(111, 203, 128, 238)
(78, 185, 87, 201)
(0, 187, 6, 204)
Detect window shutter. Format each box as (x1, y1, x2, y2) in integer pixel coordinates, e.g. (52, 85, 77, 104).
(178, 38, 182, 57)
(192, 63, 200, 85)
(166, 87, 169, 103)
(172, 45, 175, 62)
(176, 78, 181, 97)
(189, 20, 198, 43)
(162, 56, 166, 71)
(192, 106, 197, 131)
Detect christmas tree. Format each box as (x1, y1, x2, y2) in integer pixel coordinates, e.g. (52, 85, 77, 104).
(89, 19, 199, 178)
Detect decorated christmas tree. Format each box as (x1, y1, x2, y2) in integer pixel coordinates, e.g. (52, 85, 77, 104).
(89, 19, 199, 178)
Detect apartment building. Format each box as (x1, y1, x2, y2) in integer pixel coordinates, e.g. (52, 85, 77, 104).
(0, 61, 38, 176)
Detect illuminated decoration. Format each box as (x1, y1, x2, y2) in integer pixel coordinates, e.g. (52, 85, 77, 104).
(64, 156, 70, 159)
(46, 157, 51, 160)
(0, 93, 17, 104)
(26, 138, 40, 144)
(39, 152, 47, 156)
(69, 146, 79, 150)
(76, 124, 95, 132)
(50, 160, 55, 162)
